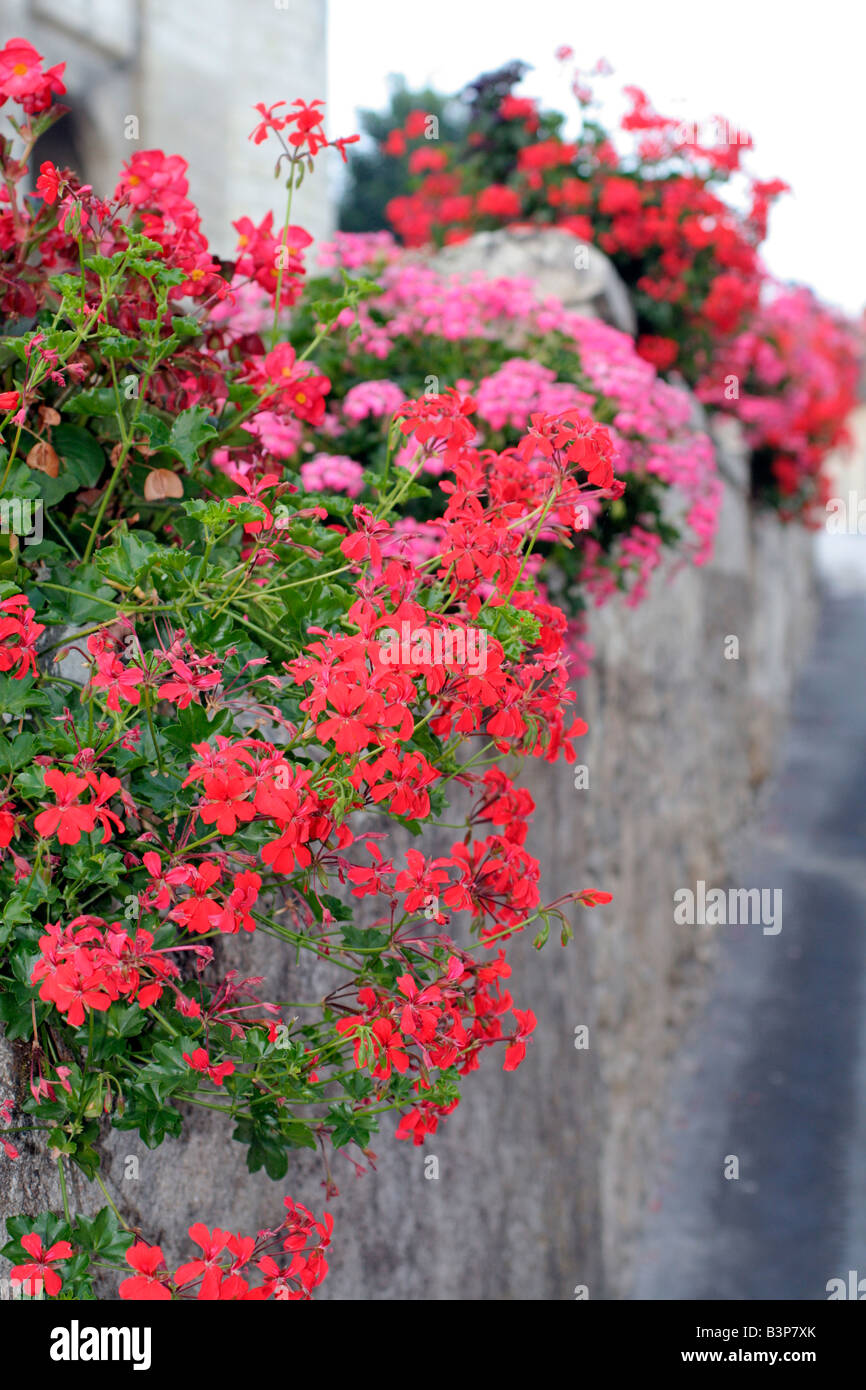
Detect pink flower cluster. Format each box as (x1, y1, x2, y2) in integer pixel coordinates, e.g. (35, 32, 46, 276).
(322, 253, 722, 573)
(474, 358, 597, 430)
(342, 379, 407, 423)
(300, 452, 365, 496)
(696, 285, 861, 513)
(579, 527, 664, 608)
(317, 230, 402, 270)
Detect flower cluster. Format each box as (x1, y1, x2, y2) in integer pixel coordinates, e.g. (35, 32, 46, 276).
(4, 1197, 332, 1301)
(0, 48, 614, 1300)
(696, 288, 862, 518)
(32, 917, 178, 1025)
(0, 37, 65, 114)
(365, 47, 860, 519)
(380, 55, 776, 383)
(289, 238, 720, 626)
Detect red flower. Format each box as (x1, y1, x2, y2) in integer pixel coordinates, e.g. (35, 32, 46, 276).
(404, 109, 429, 139)
(156, 657, 221, 709)
(0, 593, 45, 679)
(504, 1007, 537, 1071)
(249, 101, 287, 144)
(39, 958, 114, 1028)
(396, 389, 478, 469)
(384, 129, 407, 157)
(119, 1242, 172, 1300)
(499, 95, 539, 132)
(170, 861, 223, 935)
(197, 771, 256, 835)
(636, 335, 679, 372)
(10, 1232, 74, 1297)
(90, 647, 144, 712)
(476, 184, 522, 219)
(35, 160, 61, 204)
(283, 98, 328, 157)
(0, 38, 65, 113)
(86, 772, 126, 844)
(408, 147, 447, 175)
(174, 1223, 232, 1298)
(217, 870, 261, 935)
(244, 342, 331, 425)
(336, 1015, 410, 1081)
(34, 769, 96, 845)
(396, 972, 442, 1042)
(183, 1047, 235, 1086)
(599, 176, 643, 217)
(314, 682, 385, 754)
(281, 370, 331, 426)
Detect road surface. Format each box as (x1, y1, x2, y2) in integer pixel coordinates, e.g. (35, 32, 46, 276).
(630, 588, 866, 1300)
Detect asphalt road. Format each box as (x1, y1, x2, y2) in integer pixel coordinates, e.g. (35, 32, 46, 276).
(630, 590, 866, 1300)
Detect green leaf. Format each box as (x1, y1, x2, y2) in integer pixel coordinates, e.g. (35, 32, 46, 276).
(171, 315, 202, 340)
(63, 388, 118, 417)
(84, 252, 126, 278)
(135, 411, 170, 449)
(164, 406, 217, 469)
(72, 1206, 134, 1263)
(97, 334, 143, 362)
(94, 528, 191, 588)
(0, 730, 36, 771)
(52, 424, 105, 488)
(326, 1103, 376, 1149)
(281, 1120, 317, 1151)
(0, 674, 49, 715)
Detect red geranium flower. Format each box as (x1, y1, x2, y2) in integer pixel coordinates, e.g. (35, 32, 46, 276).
(119, 1242, 172, 1301)
(34, 770, 96, 845)
(10, 1232, 74, 1297)
(35, 160, 61, 204)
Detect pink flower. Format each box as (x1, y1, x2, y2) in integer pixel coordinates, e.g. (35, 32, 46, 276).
(342, 379, 406, 423)
(300, 453, 364, 497)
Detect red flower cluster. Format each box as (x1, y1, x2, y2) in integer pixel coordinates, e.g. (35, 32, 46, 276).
(32, 917, 179, 1027)
(86, 628, 224, 713)
(34, 768, 125, 846)
(119, 1199, 332, 1300)
(10, 1233, 73, 1296)
(233, 211, 313, 307)
(243, 342, 331, 426)
(249, 97, 359, 163)
(0, 38, 65, 114)
(183, 736, 334, 880)
(696, 287, 862, 519)
(115, 150, 226, 301)
(0, 59, 620, 1295)
(379, 55, 786, 379)
(0, 592, 44, 679)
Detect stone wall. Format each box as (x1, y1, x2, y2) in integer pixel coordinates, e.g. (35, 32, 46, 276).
(0, 230, 817, 1300)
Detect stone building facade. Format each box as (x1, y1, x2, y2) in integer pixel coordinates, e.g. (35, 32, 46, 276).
(0, 0, 332, 251)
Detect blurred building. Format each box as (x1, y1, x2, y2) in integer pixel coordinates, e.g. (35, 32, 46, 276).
(1, 0, 332, 251)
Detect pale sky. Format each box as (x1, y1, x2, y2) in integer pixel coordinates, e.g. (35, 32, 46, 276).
(329, 0, 865, 316)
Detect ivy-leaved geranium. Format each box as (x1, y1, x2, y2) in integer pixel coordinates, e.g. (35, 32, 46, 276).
(0, 37, 612, 1299)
